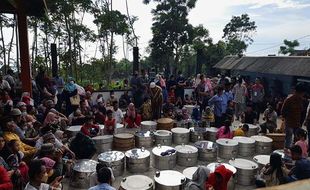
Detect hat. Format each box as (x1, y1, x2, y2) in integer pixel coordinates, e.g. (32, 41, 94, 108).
(150, 82, 156, 89)
(40, 143, 55, 154)
(40, 157, 56, 170)
(10, 108, 22, 116)
(16, 102, 26, 108)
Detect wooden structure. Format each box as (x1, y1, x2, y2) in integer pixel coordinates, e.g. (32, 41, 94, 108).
(0, 0, 47, 95)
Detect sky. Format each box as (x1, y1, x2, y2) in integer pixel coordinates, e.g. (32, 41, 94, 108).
(109, 0, 310, 60)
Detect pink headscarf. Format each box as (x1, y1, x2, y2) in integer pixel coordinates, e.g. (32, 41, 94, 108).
(41, 157, 56, 170)
(127, 103, 136, 118)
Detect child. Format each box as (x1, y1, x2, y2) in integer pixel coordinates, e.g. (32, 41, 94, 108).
(175, 97, 183, 109)
(140, 97, 152, 121)
(216, 120, 233, 139)
(181, 107, 189, 120)
(80, 115, 99, 137)
(184, 94, 192, 105)
(295, 128, 308, 158)
(168, 88, 176, 104)
(233, 124, 249, 137)
(203, 106, 215, 126)
(104, 110, 116, 135)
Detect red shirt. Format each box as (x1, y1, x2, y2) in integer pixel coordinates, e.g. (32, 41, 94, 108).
(0, 166, 13, 190)
(80, 123, 99, 137)
(104, 118, 116, 135)
(124, 114, 142, 128)
(206, 165, 233, 190)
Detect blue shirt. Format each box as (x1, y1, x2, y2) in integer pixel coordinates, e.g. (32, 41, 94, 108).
(221, 91, 233, 114)
(208, 95, 223, 117)
(291, 158, 310, 180)
(88, 183, 116, 190)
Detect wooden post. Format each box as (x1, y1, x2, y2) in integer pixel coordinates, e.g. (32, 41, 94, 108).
(17, 10, 32, 95)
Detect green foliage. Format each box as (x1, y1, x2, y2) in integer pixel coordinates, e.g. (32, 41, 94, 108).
(279, 39, 300, 55)
(223, 14, 257, 55)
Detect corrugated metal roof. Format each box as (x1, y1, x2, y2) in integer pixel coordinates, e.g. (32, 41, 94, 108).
(213, 56, 310, 77)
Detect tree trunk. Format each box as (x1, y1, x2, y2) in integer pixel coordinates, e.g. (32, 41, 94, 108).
(7, 20, 15, 71)
(108, 0, 114, 86)
(64, 15, 73, 77)
(31, 19, 37, 70)
(0, 22, 6, 71)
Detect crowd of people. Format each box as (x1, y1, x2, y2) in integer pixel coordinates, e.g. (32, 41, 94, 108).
(0, 67, 309, 190)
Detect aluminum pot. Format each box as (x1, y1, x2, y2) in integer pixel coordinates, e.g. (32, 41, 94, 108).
(154, 170, 186, 190)
(135, 131, 154, 148)
(246, 124, 259, 137)
(253, 155, 270, 171)
(157, 118, 174, 131)
(154, 130, 172, 146)
(251, 135, 273, 155)
(125, 147, 150, 173)
(114, 133, 135, 151)
(70, 159, 97, 189)
(184, 105, 195, 115)
(229, 158, 258, 186)
(175, 144, 198, 167)
(92, 135, 113, 153)
(205, 127, 218, 142)
(190, 127, 207, 143)
(171, 128, 190, 145)
(194, 141, 217, 162)
(141, 121, 157, 132)
(120, 175, 154, 190)
(152, 145, 176, 170)
(97, 151, 125, 177)
(273, 149, 285, 159)
(233, 136, 256, 157)
(183, 167, 198, 181)
(207, 162, 237, 190)
(66, 125, 82, 137)
(216, 138, 238, 160)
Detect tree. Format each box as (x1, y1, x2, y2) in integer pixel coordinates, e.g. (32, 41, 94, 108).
(279, 39, 300, 55)
(144, 0, 198, 74)
(223, 14, 257, 55)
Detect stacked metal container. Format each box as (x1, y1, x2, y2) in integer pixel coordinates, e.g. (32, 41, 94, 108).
(233, 136, 256, 157)
(154, 130, 172, 146)
(175, 144, 198, 167)
(189, 127, 207, 143)
(171, 128, 190, 145)
(205, 127, 218, 142)
(92, 135, 113, 153)
(70, 159, 97, 189)
(216, 138, 239, 160)
(97, 151, 125, 177)
(251, 135, 273, 155)
(120, 175, 154, 190)
(152, 145, 177, 170)
(135, 131, 154, 148)
(154, 170, 186, 190)
(194, 141, 217, 162)
(125, 148, 150, 173)
(229, 158, 258, 186)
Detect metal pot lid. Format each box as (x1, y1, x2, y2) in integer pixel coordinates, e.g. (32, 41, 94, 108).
(233, 136, 255, 144)
(207, 163, 237, 174)
(154, 170, 186, 186)
(121, 175, 153, 190)
(135, 131, 153, 137)
(67, 125, 81, 132)
(190, 127, 207, 133)
(245, 124, 259, 129)
(171, 127, 189, 134)
(251, 135, 273, 143)
(73, 159, 97, 173)
(152, 145, 175, 156)
(206, 127, 218, 133)
(98, 151, 124, 162)
(175, 144, 198, 154)
(183, 167, 198, 180)
(92, 135, 113, 141)
(273, 149, 285, 158)
(125, 148, 150, 159)
(116, 123, 124, 129)
(157, 118, 173, 124)
(141, 121, 157, 126)
(114, 133, 134, 139)
(216, 138, 238, 146)
(194, 141, 216, 150)
(229, 158, 258, 170)
(253, 155, 270, 165)
(154, 130, 172, 137)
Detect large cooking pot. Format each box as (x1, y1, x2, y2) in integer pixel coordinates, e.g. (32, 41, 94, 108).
(229, 158, 258, 186)
(253, 155, 270, 171)
(184, 105, 195, 115)
(66, 125, 82, 137)
(120, 175, 154, 190)
(233, 136, 256, 157)
(205, 127, 218, 142)
(115, 123, 125, 133)
(152, 145, 176, 170)
(92, 135, 113, 153)
(251, 135, 273, 155)
(171, 128, 190, 145)
(157, 118, 174, 131)
(246, 124, 259, 137)
(175, 144, 198, 167)
(182, 167, 198, 181)
(154, 130, 172, 146)
(125, 147, 150, 173)
(154, 170, 186, 190)
(216, 138, 238, 160)
(190, 127, 207, 143)
(135, 131, 154, 148)
(97, 151, 125, 177)
(207, 162, 237, 190)
(70, 159, 97, 189)
(194, 141, 217, 162)
(141, 121, 157, 132)
(114, 133, 135, 151)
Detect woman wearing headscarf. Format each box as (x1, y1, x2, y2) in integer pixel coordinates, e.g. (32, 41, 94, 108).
(185, 166, 210, 190)
(149, 82, 163, 120)
(62, 77, 78, 116)
(124, 103, 141, 128)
